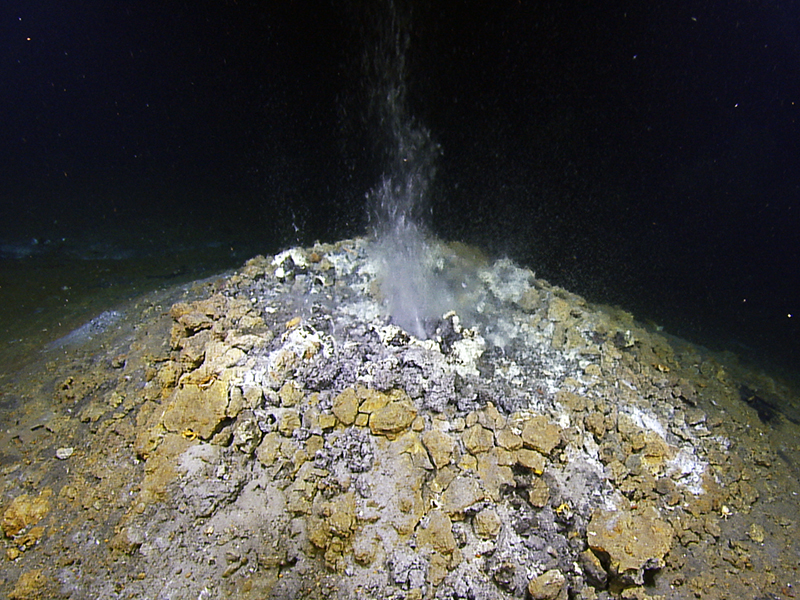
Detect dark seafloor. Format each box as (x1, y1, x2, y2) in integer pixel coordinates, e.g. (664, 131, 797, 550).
(1, 237, 799, 599)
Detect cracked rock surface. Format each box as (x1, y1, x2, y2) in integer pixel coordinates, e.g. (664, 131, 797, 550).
(1, 237, 800, 600)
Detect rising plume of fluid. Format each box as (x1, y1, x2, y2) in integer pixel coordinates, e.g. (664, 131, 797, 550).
(366, 0, 449, 338)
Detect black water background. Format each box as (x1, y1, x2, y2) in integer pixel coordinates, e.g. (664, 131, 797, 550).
(0, 0, 798, 382)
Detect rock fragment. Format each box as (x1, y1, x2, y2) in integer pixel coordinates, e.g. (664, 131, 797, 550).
(528, 569, 567, 600)
(421, 429, 456, 468)
(547, 297, 572, 322)
(279, 381, 304, 406)
(441, 477, 485, 517)
(587, 507, 674, 586)
(161, 378, 229, 440)
(2, 489, 52, 537)
(369, 396, 417, 436)
(463, 424, 495, 454)
(495, 428, 523, 450)
(521, 415, 562, 455)
(256, 431, 282, 466)
(278, 410, 301, 437)
(477, 449, 516, 500)
(474, 507, 502, 538)
(8, 569, 50, 600)
(416, 509, 457, 554)
(516, 448, 546, 474)
(579, 548, 608, 589)
(528, 477, 550, 508)
(332, 388, 359, 426)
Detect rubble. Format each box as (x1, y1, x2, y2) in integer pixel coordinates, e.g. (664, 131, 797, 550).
(1, 237, 799, 599)
(587, 507, 674, 586)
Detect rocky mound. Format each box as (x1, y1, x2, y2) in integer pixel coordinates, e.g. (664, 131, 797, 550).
(2, 238, 799, 600)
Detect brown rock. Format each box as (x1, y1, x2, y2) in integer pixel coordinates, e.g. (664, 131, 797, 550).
(457, 453, 478, 472)
(306, 514, 330, 549)
(516, 448, 546, 474)
(373, 451, 427, 536)
(477, 449, 516, 500)
(203, 341, 245, 371)
(326, 492, 357, 537)
(557, 390, 589, 411)
(318, 413, 337, 430)
(495, 428, 523, 450)
(441, 477, 485, 517)
(528, 569, 567, 600)
(422, 429, 456, 468)
(227, 386, 245, 418)
(15, 525, 45, 549)
(179, 330, 211, 368)
(399, 432, 434, 470)
(477, 403, 506, 431)
(139, 434, 192, 504)
(8, 569, 49, 600)
(579, 548, 608, 589)
(547, 297, 572, 322)
(585, 412, 606, 438)
(427, 552, 450, 586)
(587, 507, 674, 585)
(370, 398, 417, 436)
(278, 410, 301, 437)
(356, 387, 391, 413)
(474, 508, 502, 538)
(306, 434, 324, 456)
(495, 447, 515, 466)
(2, 489, 52, 537)
(430, 465, 458, 494)
(517, 288, 541, 312)
(528, 478, 550, 508)
(161, 379, 229, 440)
(279, 381, 303, 406)
(256, 432, 282, 466)
(463, 424, 495, 454)
(242, 385, 264, 409)
(332, 388, 359, 425)
(156, 361, 181, 394)
(521, 416, 562, 455)
(417, 509, 457, 555)
(109, 527, 144, 556)
(176, 311, 213, 334)
(194, 294, 228, 319)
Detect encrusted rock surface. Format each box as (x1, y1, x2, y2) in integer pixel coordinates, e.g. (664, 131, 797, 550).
(587, 508, 674, 586)
(1, 237, 799, 600)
